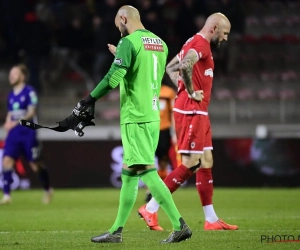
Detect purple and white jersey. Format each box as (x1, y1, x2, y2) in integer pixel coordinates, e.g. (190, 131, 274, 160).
(4, 85, 40, 161)
(7, 85, 38, 122)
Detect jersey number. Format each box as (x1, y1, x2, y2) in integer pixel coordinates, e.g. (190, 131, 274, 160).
(152, 54, 158, 81)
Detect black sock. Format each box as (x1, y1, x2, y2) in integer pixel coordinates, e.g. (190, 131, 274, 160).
(37, 167, 50, 191)
(179, 217, 186, 229)
(112, 227, 123, 234)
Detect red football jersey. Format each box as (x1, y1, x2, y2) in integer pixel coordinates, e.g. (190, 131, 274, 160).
(174, 33, 214, 115)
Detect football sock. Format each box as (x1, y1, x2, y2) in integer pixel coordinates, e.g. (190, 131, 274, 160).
(146, 164, 193, 213)
(37, 167, 50, 191)
(3, 169, 13, 195)
(139, 168, 181, 230)
(163, 164, 194, 193)
(146, 196, 160, 213)
(196, 168, 218, 223)
(203, 205, 218, 223)
(109, 169, 139, 234)
(144, 168, 168, 202)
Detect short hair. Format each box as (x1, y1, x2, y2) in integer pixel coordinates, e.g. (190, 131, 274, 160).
(16, 64, 29, 78)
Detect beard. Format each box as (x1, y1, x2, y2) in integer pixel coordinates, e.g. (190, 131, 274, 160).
(120, 23, 129, 37)
(9, 77, 21, 87)
(210, 37, 221, 51)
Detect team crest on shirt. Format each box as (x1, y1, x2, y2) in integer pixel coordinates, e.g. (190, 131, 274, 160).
(141, 37, 164, 52)
(114, 58, 122, 65)
(204, 68, 213, 77)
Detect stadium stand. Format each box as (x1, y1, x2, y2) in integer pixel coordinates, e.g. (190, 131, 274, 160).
(0, 0, 299, 127)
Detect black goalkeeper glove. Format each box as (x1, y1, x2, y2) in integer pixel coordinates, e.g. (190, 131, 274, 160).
(72, 94, 96, 120)
(58, 113, 95, 137)
(68, 95, 97, 137)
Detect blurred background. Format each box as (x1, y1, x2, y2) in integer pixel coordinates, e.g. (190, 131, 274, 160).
(0, 0, 300, 189)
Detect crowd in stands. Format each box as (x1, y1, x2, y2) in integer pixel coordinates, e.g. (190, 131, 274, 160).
(0, 0, 299, 124)
(0, 0, 246, 93)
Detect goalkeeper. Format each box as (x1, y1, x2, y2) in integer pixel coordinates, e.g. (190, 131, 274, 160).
(72, 5, 192, 244)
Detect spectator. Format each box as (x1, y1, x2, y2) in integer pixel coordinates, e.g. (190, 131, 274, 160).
(92, 0, 120, 85)
(174, 0, 202, 45)
(136, 0, 165, 40)
(214, 0, 246, 74)
(0, 0, 26, 63)
(20, 10, 51, 94)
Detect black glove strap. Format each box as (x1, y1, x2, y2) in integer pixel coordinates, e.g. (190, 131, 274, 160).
(19, 112, 95, 137)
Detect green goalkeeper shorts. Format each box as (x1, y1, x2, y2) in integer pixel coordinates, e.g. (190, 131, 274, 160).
(121, 121, 160, 167)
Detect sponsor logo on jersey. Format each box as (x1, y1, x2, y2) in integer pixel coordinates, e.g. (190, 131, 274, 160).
(152, 93, 159, 111)
(141, 37, 164, 52)
(172, 178, 182, 185)
(204, 68, 213, 77)
(29, 91, 38, 105)
(12, 102, 20, 110)
(114, 58, 122, 65)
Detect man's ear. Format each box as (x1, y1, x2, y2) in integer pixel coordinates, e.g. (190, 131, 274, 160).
(121, 15, 127, 25)
(211, 25, 218, 34)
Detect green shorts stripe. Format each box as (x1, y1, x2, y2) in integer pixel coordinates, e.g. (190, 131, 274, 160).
(121, 121, 160, 167)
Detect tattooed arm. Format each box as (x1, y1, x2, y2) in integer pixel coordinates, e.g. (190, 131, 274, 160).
(179, 49, 198, 95)
(179, 50, 203, 101)
(166, 56, 180, 86)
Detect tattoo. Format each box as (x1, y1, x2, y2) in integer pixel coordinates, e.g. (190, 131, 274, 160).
(166, 56, 180, 86)
(179, 50, 198, 95)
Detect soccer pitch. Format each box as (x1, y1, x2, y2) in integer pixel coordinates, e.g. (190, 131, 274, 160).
(1, 188, 300, 250)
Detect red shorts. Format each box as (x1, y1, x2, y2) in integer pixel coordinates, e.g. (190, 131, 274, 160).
(174, 112, 213, 154)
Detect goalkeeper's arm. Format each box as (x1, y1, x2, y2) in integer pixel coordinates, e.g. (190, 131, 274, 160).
(87, 65, 127, 102)
(73, 65, 126, 121)
(86, 37, 133, 103)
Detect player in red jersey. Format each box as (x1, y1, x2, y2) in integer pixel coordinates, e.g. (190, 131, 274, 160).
(138, 13, 238, 231)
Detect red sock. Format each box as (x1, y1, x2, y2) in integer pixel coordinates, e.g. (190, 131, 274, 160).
(163, 164, 194, 193)
(196, 168, 213, 206)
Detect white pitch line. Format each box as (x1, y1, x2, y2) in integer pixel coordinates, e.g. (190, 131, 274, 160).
(0, 230, 96, 234)
(0, 229, 300, 234)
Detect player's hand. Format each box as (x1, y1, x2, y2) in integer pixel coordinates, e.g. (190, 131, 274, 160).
(71, 95, 97, 137)
(72, 95, 96, 120)
(58, 114, 95, 137)
(107, 44, 116, 56)
(188, 90, 204, 102)
(73, 100, 90, 119)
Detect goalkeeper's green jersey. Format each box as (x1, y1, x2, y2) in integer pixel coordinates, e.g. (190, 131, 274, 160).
(91, 29, 168, 124)
(118, 30, 168, 124)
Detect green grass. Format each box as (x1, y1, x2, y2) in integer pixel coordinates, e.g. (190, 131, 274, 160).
(1, 188, 300, 250)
